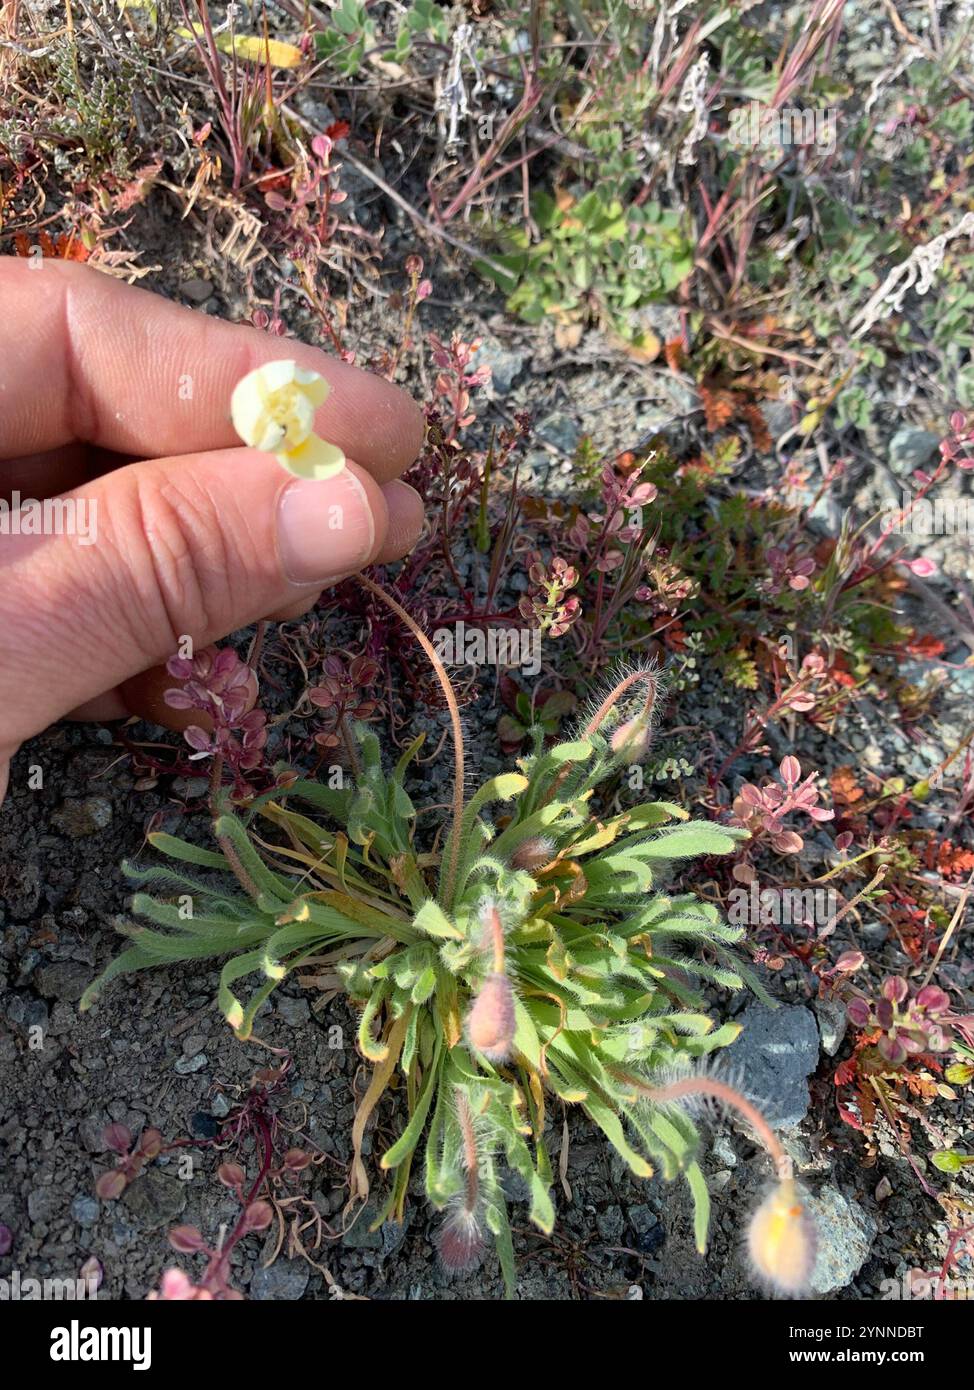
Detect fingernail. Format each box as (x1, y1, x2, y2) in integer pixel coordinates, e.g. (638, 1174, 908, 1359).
(277, 470, 376, 585)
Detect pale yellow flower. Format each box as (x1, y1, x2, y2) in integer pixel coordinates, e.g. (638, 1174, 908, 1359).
(230, 360, 346, 479)
(747, 1179, 817, 1294)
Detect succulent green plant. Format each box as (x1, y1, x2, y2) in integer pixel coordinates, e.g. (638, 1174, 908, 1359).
(82, 581, 773, 1295)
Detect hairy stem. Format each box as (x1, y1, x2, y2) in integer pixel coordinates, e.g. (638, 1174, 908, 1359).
(455, 1089, 480, 1215)
(583, 668, 658, 738)
(619, 1073, 789, 1180)
(358, 576, 465, 906)
(483, 904, 506, 975)
(216, 830, 262, 903)
(541, 666, 658, 807)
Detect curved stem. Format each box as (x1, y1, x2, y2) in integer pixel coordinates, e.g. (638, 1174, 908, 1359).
(484, 904, 506, 974)
(583, 667, 658, 738)
(358, 576, 465, 907)
(619, 1073, 789, 1180)
(541, 666, 659, 808)
(456, 1089, 480, 1215)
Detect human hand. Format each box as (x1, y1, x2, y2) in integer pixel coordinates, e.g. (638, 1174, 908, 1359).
(0, 258, 426, 803)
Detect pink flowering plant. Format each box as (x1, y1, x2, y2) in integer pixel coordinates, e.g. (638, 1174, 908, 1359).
(164, 646, 269, 778)
(729, 754, 835, 855)
(847, 978, 964, 1067)
(428, 331, 492, 440)
(308, 652, 380, 751)
(761, 544, 816, 596)
(518, 558, 580, 637)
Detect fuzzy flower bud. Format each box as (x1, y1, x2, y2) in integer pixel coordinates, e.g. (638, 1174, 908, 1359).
(466, 972, 517, 1062)
(747, 1179, 817, 1295)
(510, 835, 555, 872)
(435, 1205, 485, 1274)
(609, 714, 652, 759)
(231, 360, 346, 479)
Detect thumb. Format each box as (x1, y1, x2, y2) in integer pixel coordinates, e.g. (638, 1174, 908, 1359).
(0, 447, 402, 773)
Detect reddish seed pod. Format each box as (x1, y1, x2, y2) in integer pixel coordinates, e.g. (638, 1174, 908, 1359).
(466, 973, 517, 1062)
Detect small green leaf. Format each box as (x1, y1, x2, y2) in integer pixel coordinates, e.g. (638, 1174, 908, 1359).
(414, 900, 464, 940)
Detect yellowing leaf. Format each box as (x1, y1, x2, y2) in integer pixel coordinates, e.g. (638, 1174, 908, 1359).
(178, 24, 304, 68)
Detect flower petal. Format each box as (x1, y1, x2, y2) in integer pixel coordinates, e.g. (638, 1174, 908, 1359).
(277, 434, 346, 480)
(295, 368, 330, 407)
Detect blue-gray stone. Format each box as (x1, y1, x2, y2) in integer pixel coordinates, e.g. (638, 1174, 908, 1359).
(808, 1186, 877, 1293)
(726, 1002, 819, 1128)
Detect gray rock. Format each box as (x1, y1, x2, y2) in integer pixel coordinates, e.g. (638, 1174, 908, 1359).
(52, 797, 113, 838)
(250, 1259, 310, 1300)
(27, 1187, 58, 1223)
(537, 412, 580, 456)
(814, 997, 848, 1057)
(174, 1053, 208, 1075)
(181, 278, 213, 304)
(342, 1201, 383, 1250)
(171, 776, 211, 799)
(181, 1033, 208, 1057)
(122, 1172, 187, 1231)
(627, 1204, 659, 1235)
(80, 1111, 112, 1153)
(626, 302, 682, 342)
(71, 1195, 100, 1226)
(4, 993, 48, 1032)
(726, 1002, 819, 1128)
(211, 1092, 231, 1117)
(276, 995, 311, 1027)
(711, 1134, 738, 1168)
(808, 1185, 877, 1293)
(596, 1204, 625, 1242)
(471, 338, 525, 395)
(947, 646, 974, 695)
(759, 398, 795, 440)
(380, 1211, 411, 1259)
(889, 427, 940, 476)
(34, 961, 90, 1003)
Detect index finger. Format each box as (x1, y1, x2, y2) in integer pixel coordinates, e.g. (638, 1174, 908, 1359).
(0, 258, 425, 481)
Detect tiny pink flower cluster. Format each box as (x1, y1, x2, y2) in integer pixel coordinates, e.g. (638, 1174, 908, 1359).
(567, 461, 657, 574)
(762, 544, 816, 596)
(519, 557, 580, 637)
(429, 332, 492, 437)
(164, 646, 268, 773)
(730, 755, 834, 854)
(936, 412, 974, 472)
(847, 977, 952, 1065)
(308, 653, 379, 749)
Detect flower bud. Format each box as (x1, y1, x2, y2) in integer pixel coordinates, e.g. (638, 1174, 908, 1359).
(435, 1206, 484, 1274)
(747, 1179, 817, 1295)
(609, 714, 652, 759)
(510, 836, 555, 872)
(466, 973, 517, 1062)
